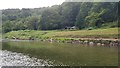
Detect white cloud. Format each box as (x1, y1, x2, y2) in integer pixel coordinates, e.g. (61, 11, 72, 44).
(0, 0, 65, 9)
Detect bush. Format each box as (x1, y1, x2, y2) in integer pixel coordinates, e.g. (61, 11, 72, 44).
(87, 27, 95, 30)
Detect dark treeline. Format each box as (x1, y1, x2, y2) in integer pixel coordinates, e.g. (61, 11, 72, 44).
(2, 2, 119, 33)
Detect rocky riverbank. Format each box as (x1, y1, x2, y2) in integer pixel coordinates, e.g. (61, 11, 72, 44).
(48, 38, 120, 46)
(3, 38, 120, 47)
(0, 50, 51, 67)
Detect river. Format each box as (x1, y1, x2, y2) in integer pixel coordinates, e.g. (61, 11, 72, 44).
(1, 41, 118, 66)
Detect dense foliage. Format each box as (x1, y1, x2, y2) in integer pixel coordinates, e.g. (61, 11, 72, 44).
(2, 2, 119, 33)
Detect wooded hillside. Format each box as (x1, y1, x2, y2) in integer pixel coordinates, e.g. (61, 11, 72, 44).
(2, 2, 119, 33)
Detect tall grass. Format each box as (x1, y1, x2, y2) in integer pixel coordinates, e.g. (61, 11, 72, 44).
(3, 28, 119, 40)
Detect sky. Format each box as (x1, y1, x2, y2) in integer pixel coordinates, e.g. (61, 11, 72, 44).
(0, 0, 65, 9)
(0, 0, 119, 9)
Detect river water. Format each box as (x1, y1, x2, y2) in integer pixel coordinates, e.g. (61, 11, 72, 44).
(1, 41, 119, 66)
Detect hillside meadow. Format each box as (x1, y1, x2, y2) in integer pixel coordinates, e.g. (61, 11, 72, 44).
(4, 28, 119, 40)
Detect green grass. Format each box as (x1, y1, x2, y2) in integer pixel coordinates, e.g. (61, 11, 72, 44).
(3, 28, 119, 40)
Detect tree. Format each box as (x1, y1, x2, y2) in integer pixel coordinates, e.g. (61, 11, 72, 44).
(61, 2, 81, 28)
(86, 8, 107, 27)
(2, 21, 14, 33)
(40, 5, 62, 30)
(75, 2, 93, 29)
(2, 2, 118, 32)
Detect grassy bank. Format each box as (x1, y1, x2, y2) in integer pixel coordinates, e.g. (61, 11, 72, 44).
(4, 28, 119, 40)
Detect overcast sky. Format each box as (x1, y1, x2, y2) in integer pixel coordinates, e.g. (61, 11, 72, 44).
(0, 0, 65, 9)
(0, 0, 119, 9)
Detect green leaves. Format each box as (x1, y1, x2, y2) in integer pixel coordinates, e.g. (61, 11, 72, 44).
(2, 2, 118, 32)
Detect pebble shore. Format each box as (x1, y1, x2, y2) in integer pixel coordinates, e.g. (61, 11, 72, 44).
(0, 50, 50, 67)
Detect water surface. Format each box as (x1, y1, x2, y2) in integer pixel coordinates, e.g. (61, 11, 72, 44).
(2, 41, 118, 66)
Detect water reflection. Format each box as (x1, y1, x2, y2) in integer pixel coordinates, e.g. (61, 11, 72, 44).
(2, 41, 118, 66)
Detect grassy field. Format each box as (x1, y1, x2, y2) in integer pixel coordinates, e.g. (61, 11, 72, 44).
(3, 28, 119, 40)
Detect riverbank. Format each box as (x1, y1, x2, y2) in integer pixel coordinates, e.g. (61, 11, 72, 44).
(3, 38, 119, 47)
(3, 28, 120, 46)
(0, 50, 51, 66)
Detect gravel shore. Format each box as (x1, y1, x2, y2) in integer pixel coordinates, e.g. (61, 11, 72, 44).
(0, 50, 51, 67)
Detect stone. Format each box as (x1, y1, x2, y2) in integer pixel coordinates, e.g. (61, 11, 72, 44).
(0, 50, 51, 66)
(89, 42, 94, 45)
(97, 43, 101, 46)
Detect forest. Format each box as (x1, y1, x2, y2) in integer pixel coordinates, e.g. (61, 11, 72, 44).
(2, 2, 119, 33)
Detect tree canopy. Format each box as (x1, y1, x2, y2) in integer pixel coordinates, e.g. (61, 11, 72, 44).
(2, 2, 119, 33)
